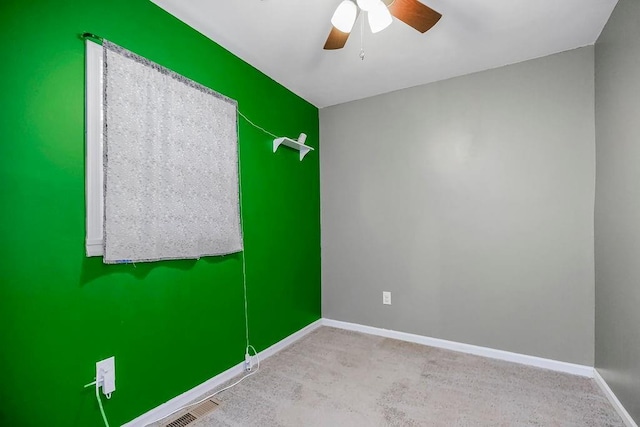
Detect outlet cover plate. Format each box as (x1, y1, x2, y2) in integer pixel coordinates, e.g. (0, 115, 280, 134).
(96, 356, 115, 395)
(383, 291, 391, 305)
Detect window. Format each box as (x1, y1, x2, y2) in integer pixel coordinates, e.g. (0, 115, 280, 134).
(85, 40, 104, 256)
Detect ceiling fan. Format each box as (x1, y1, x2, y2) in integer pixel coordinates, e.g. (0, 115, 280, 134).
(324, 0, 442, 50)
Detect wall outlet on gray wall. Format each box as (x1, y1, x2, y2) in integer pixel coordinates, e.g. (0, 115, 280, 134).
(383, 291, 391, 305)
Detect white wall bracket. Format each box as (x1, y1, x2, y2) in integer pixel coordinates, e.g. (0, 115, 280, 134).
(273, 133, 314, 161)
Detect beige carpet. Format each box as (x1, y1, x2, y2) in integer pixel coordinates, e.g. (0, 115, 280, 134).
(170, 327, 624, 426)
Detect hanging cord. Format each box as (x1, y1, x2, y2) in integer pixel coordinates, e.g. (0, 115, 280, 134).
(84, 381, 110, 427)
(144, 347, 260, 426)
(241, 250, 250, 349)
(146, 110, 279, 426)
(145, 144, 258, 425)
(238, 111, 279, 139)
(236, 116, 251, 351)
(360, 13, 366, 61)
(140, 263, 260, 425)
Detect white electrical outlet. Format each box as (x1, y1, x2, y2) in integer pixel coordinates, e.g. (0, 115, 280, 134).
(383, 291, 391, 305)
(96, 356, 116, 396)
(245, 353, 252, 372)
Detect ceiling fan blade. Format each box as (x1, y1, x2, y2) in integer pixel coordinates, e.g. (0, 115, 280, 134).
(388, 0, 442, 33)
(323, 26, 351, 50)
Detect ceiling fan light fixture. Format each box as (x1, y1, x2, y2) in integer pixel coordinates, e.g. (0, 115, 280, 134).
(356, 0, 379, 12)
(331, 0, 358, 33)
(368, 1, 392, 33)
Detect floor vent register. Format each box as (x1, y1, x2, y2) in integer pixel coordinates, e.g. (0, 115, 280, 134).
(161, 398, 221, 427)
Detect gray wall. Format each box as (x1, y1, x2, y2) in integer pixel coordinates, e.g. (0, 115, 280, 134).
(595, 0, 640, 422)
(321, 47, 596, 365)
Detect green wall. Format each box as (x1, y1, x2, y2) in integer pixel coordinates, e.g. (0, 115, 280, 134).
(0, 1, 320, 425)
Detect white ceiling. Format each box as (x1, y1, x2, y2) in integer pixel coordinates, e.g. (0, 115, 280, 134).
(150, 0, 618, 108)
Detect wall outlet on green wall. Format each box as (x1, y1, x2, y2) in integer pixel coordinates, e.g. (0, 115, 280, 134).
(96, 356, 116, 396)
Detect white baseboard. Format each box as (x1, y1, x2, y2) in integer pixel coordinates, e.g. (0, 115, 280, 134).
(122, 319, 323, 427)
(322, 319, 594, 378)
(594, 369, 638, 427)
(124, 318, 625, 427)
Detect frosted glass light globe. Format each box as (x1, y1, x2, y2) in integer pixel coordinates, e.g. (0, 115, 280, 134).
(331, 0, 358, 33)
(368, 1, 392, 33)
(356, 0, 380, 12)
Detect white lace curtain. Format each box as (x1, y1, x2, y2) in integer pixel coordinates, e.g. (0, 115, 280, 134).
(102, 41, 243, 263)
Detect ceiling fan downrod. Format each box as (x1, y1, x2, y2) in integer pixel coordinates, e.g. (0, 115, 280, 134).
(360, 15, 366, 60)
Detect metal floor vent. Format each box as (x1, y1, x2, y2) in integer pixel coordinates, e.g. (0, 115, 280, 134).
(161, 398, 221, 427)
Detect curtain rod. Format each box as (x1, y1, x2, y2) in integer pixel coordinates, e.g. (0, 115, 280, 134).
(81, 32, 103, 43)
